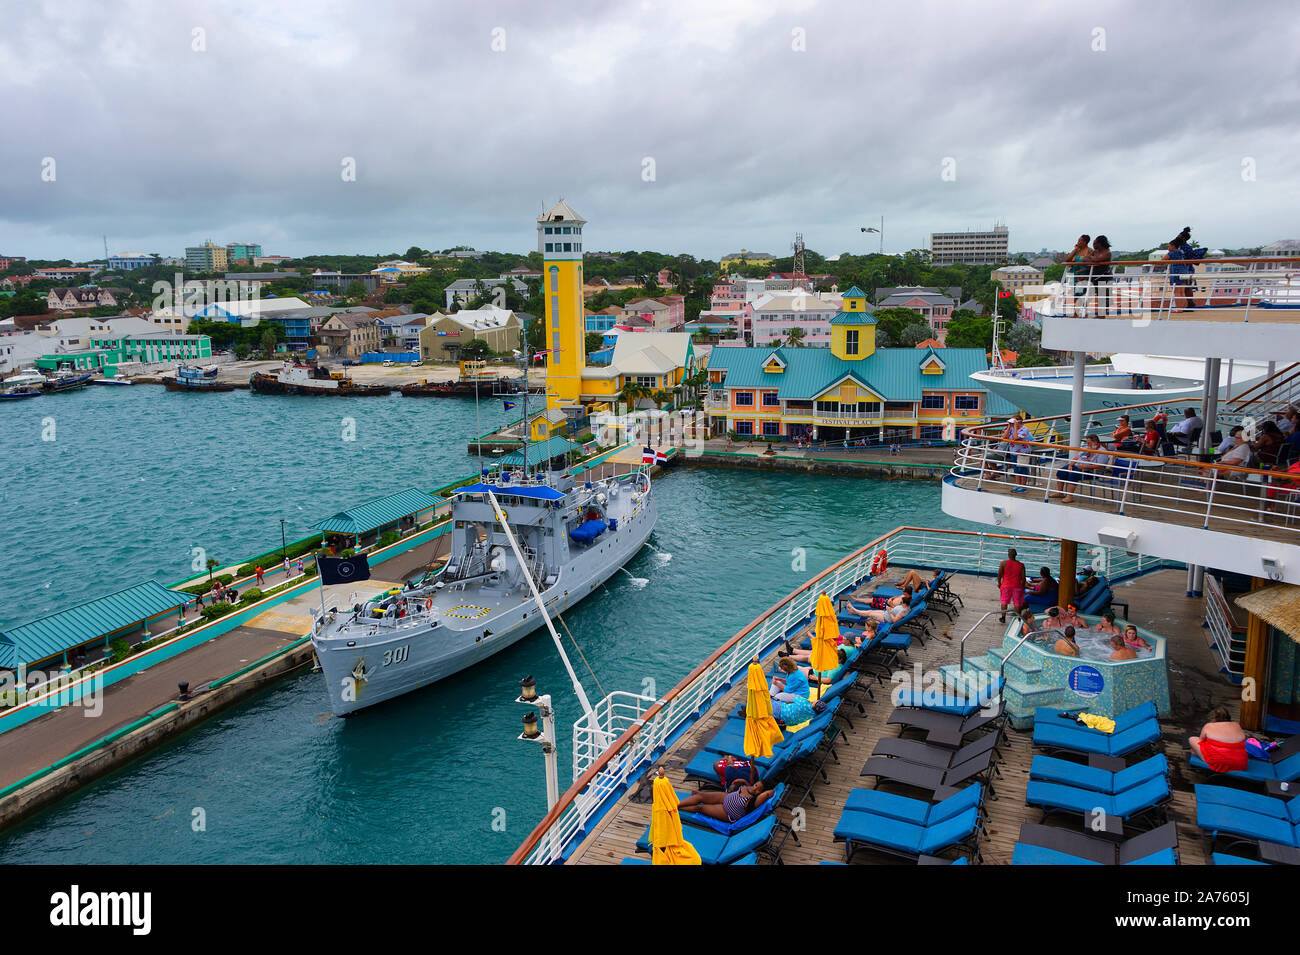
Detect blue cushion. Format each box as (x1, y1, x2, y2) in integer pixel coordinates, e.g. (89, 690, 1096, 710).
(1212, 853, 1269, 865)
(1026, 776, 1168, 821)
(1013, 844, 1101, 865)
(1196, 803, 1299, 847)
(1194, 783, 1300, 822)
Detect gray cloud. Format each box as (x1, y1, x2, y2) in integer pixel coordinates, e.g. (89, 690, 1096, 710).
(1, 0, 1297, 260)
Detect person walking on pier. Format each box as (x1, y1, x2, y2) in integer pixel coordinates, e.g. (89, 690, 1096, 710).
(255, 564, 265, 585)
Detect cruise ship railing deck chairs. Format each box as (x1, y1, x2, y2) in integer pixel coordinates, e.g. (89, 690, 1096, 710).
(1029, 752, 1169, 794)
(1012, 821, 1179, 865)
(1025, 776, 1171, 829)
(887, 702, 1006, 749)
(632, 813, 784, 865)
(832, 784, 987, 863)
(1032, 701, 1161, 759)
(1189, 733, 1300, 784)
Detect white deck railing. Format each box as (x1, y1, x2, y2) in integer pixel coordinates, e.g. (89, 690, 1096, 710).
(1203, 574, 1244, 680)
(510, 525, 1179, 865)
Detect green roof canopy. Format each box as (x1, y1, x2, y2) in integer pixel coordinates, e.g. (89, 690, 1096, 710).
(312, 487, 441, 536)
(0, 580, 188, 669)
(500, 436, 580, 467)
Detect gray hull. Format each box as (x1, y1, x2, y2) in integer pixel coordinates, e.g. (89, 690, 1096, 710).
(312, 486, 655, 715)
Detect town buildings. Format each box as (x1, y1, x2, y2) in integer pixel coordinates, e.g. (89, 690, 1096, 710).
(185, 241, 228, 273)
(315, 312, 384, 359)
(46, 286, 130, 311)
(419, 307, 522, 361)
(106, 253, 156, 271)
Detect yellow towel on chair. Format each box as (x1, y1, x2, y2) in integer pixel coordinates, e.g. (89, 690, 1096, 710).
(1077, 713, 1115, 734)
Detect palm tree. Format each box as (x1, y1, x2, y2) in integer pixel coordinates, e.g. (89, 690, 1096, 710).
(783, 326, 807, 348)
(651, 388, 674, 409)
(617, 381, 650, 410)
(206, 557, 220, 582)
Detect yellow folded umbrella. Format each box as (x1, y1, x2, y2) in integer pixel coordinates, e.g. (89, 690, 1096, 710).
(810, 593, 840, 698)
(650, 774, 701, 865)
(743, 660, 784, 757)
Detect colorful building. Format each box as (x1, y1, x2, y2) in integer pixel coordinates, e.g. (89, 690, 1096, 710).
(705, 288, 1011, 442)
(538, 200, 587, 411)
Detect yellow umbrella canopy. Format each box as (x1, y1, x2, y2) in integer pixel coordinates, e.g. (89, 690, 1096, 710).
(810, 593, 841, 677)
(743, 659, 784, 757)
(650, 774, 701, 865)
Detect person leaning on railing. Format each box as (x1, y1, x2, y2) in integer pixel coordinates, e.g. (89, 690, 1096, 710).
(1050, 434, 1112, 503)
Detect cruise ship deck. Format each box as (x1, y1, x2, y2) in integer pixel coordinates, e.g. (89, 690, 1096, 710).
(507, 524, 1258, 866)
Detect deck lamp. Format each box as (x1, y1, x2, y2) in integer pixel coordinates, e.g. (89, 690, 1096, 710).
(519, 675, 537, 703)
(521, 712, 541, 739)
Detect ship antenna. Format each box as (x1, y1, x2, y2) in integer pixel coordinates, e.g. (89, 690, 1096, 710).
(520, 328, 529, 478)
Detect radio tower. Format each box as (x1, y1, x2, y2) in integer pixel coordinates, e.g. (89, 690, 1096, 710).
(791, 233, 807, 290)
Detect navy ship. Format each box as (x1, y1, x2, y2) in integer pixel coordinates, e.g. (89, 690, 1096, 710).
(311, 463, 656, 715)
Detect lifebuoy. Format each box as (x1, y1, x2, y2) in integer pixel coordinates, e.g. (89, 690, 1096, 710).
(425, 597, 432, 612)
(871, 549, 888, 576)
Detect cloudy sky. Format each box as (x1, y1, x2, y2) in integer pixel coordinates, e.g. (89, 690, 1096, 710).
(2, 0, 1297, 261)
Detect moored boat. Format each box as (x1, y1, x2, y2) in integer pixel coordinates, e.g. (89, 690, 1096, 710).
(250, 360, 392, 396)
(399, 360, 523, 397)
(164, 364, 236, 392)
(43, 369, 94, 393)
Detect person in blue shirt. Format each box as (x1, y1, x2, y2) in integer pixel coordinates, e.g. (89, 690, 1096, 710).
(770, 657, 809, 702)
(1166, 226, 1197, 312)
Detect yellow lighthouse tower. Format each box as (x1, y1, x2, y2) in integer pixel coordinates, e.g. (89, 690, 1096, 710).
(537, 200, 587, 412)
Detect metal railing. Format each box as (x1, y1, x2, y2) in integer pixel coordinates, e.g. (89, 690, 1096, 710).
(953, 413, 1300, 545)
(508, 524, 1178, 865)
(1042, 256, 1300, 321)
(1203, 574, 1245, 681)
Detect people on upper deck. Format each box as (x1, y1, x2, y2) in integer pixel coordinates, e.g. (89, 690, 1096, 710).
(1166, 226, 1198, 312)
(1108, 634, 1138, 661)
(1109, 415, 1137, 451)
(857, 592, 912, 624)
(1276, 407, 1299, 436)
(1189, 705, 1248, 774)
(1256, 420, 1285, 469)
(1051, 433, 1113, 503)
(1086, 236, 1113, 314)
(1053, 625, 1080, 656)
(1168, 407, 1203, 449)
(1216, 428, 1256, 472)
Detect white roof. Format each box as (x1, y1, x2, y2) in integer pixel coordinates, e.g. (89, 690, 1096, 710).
(538, 199, 586, 225)
(45, 316, 157, 338)
(441, 307, 520, 332)
(199, 297, 311, 317)
(610, 332, 692, 375)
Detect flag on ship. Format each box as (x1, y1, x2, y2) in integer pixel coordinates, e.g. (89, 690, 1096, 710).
(318, 555, 372, 585)
(503, 400, 517, 410)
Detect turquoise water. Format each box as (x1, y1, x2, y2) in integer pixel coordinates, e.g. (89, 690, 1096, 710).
(0, 388, 976, 863)
(0, 386, 509, 629)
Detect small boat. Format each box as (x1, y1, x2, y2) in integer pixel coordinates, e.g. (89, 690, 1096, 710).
(0, 385, 41, 401)
(250, 360, 392, 396)
(399, 360, 523, 397)
(91, 376, 133, 386)
(0, 370, 47, 392)
(44, 369, 94, 393)
(165, 364, 236, 392)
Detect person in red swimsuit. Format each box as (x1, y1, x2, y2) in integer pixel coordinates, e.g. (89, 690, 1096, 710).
(1189, 706, 1248, 773)
(997, 548, 1027, 624)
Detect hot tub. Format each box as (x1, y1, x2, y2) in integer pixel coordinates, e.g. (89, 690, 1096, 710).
(998, 616, 1171, 723)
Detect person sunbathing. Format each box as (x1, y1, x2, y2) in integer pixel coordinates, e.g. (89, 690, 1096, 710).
(848, 588, 910, 614)
(1108, 634, 1137, 661)
(892, 568, 937, 592)
(1122, 624, 1151, 652)
(1094, 611, 1122, 635)
(1053, 625, 1080, 656)
(1189, 706, 1248, 773)
(857, 593, 911, 624)
(677, 780, 774, 823)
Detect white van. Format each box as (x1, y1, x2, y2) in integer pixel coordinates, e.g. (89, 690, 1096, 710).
(381, 359, 394, 367)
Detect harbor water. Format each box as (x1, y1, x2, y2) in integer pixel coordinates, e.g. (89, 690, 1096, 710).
(0, 387, 977, 863)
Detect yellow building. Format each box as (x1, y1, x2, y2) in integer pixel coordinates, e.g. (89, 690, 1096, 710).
(537, 201, 589, 412)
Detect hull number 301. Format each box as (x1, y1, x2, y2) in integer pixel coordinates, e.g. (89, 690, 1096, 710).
(383, 645, 410, 666)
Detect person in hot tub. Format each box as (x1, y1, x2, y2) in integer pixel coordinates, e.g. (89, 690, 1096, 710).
(1042, 606, 1064, 630)
(1095, 611, 1122, 636)
(1053, 625, 1081, 656)
(1121, 624, 1152, 653)
(1055, 604, 1085, 630)
(1108, 634, 1138, 661)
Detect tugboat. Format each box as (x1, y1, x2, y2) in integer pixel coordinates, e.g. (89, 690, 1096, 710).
(250, 360, 392, 396)
(164, 364, 236, 392)
(399, 359, 523, 397)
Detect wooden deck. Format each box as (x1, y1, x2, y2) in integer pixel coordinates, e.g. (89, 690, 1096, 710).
(564, 568, 1239, 865)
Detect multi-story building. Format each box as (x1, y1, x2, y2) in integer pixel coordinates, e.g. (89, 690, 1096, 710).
(106, 253, 156, 271)
(991, 264, 1044, 293)
(34, 266, 98, 282)
(705, 288, 1009, 442)
(315, 312, 384, 359)
(621, 295, 685, 332)
(0, 256, 26, 271)
(419, 307, 521, 361)
(720, 250, 774, 272)
(46, 286, 129, 311)
(225, 243, 262, 264)
(874, 286, 958, 340)
(929, 225, 1009, 265)
(185, 241, 228, 273)
(444, 277, 529, 309)
(748, 290, 842, 348)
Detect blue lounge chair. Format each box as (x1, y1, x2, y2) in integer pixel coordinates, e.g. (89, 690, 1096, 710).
(833, 806, 981, 863)
(1030, 753, 1168, 794)
(1194, 784, 1300, 822)
(1032, 707, 1160, 758)
(1034, 701, 1157, 732)
(894, 676, 1005, 716)
(1196, 804, 1300, 849)
(634, 815, 780, 864)
(842, 784, 982, 826)
(621, 851, 759, 865)
(1025, 776, 1170, 823)
(677, 783, 787, 836)
(1189, 736, 1300, 784)
(1011, 844, 1175, 865)
(1211, 853, 1269, 865)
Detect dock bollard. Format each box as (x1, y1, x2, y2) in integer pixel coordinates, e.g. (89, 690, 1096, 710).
(178, 681, 190, 701)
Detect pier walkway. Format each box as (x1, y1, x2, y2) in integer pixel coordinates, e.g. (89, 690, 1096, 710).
(0, 537, 449, 792)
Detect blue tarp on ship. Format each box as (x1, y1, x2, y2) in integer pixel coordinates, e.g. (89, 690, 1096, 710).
(455, 483, 566, 502)
(569, 519, 608, 545)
